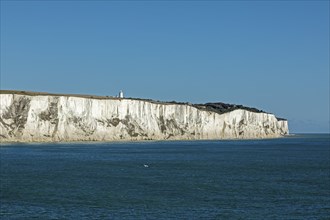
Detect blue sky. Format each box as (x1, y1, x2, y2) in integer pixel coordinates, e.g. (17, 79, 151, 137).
(1, 0, 329, 133)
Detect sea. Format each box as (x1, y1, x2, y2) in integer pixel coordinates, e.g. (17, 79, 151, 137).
(0, 134, 329, 219)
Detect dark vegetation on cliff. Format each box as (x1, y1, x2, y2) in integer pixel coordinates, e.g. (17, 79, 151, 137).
(193, 102, 264, 114)
(0, 90, 286, 121)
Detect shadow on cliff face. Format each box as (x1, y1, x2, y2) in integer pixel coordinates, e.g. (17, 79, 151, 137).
(1, 96, 31, 137)
(157, 115, 186, 139)
(69, 116, 96, 136)
(120, 115, 146, 137)
(38, 97, 60, 137)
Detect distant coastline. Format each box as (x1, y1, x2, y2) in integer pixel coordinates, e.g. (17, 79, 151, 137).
(0, 90, 289, 143)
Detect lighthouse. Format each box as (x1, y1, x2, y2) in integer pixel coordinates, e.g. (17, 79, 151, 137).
(119, 90, 124, 98)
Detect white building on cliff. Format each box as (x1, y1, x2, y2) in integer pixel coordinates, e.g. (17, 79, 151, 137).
(119, 90, 124, 98)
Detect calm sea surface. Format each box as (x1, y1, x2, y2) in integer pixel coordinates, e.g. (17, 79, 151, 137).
(1, 134, 329, 219)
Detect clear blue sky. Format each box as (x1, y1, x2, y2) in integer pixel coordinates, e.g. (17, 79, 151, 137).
(1, 0, 329, 133)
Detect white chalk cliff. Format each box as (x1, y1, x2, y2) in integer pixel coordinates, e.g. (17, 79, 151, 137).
(0, 92, 289, 143)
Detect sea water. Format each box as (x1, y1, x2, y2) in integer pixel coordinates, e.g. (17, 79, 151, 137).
(0, 134, 329, 219)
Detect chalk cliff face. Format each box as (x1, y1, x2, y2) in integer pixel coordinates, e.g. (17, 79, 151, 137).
(0, 93, 289, 143)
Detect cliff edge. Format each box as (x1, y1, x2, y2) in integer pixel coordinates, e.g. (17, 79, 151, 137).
(0, 90, 289, 143)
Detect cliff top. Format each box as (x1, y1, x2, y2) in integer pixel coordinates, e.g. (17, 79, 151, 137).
(0, 90, 113, 100)
(0, 90, 287, 121)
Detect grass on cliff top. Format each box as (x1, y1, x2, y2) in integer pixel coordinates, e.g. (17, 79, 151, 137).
(0, 90, 114, 100)
(0, 90, 190, 103)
